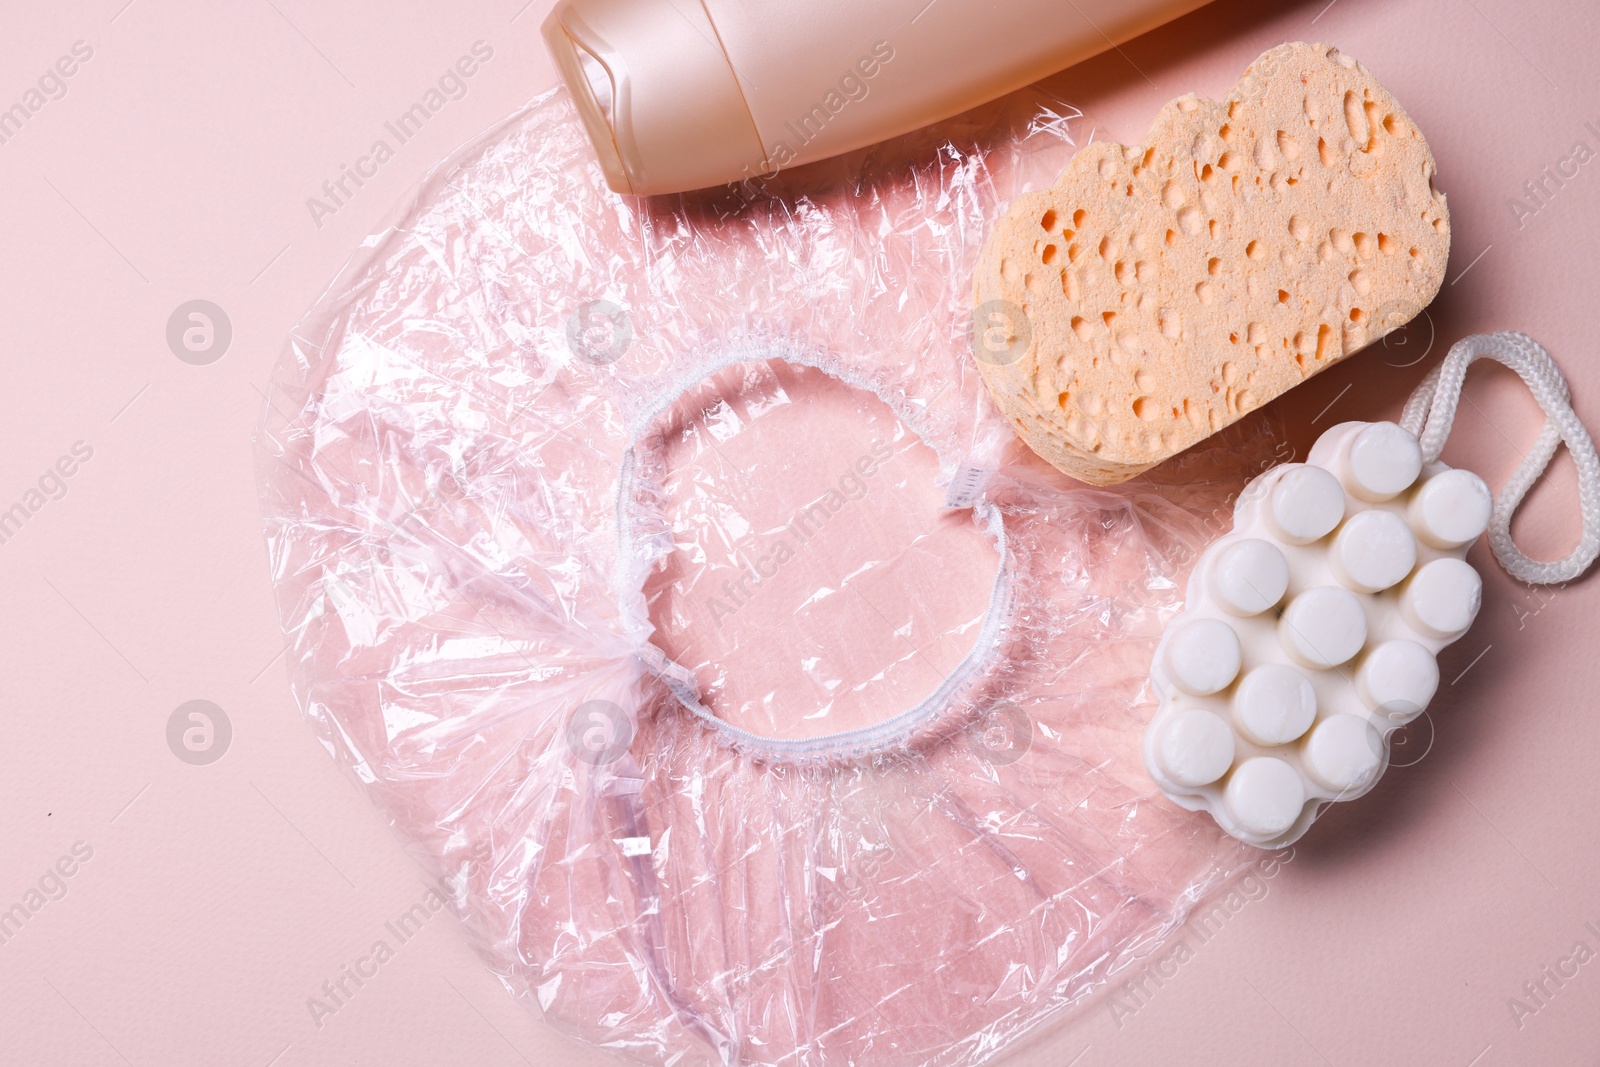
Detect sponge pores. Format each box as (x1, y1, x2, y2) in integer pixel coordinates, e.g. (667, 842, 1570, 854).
(973, 42, 1450, 485)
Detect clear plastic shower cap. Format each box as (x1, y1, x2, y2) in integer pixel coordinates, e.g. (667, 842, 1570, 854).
(258, 85, 1269, 1066)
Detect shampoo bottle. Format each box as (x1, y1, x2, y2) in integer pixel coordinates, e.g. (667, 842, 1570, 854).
(542, 0, 1211, 195)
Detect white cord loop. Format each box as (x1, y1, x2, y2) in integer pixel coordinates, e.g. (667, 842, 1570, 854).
(1400, 331, 1600, 585)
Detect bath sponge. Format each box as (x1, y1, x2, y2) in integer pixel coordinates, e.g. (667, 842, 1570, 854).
(973, 42, 1450, 484)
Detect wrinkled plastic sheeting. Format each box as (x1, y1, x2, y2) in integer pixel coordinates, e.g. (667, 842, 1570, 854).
(256, 84, 1272, 1067)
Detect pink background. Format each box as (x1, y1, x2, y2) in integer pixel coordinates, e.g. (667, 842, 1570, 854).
(3, 0, 1597, 1064)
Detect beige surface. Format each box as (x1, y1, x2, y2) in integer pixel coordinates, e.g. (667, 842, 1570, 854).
(976, 41, 1449, 484)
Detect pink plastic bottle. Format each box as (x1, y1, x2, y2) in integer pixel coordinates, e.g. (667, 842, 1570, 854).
(543, 0, 1212, 195)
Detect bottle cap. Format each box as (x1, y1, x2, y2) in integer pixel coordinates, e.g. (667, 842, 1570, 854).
(543, 0, 768, 195)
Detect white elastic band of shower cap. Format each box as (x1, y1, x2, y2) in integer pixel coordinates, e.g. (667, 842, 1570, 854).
(1400, 331, 1600, 585)
(614, 344, 1016, 762)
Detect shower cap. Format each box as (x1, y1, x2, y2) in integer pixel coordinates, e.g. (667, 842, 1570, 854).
(257, 84, 1270, 1066)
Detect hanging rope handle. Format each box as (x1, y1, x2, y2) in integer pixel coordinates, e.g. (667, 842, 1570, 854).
(1399, 331, 1600, 585)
